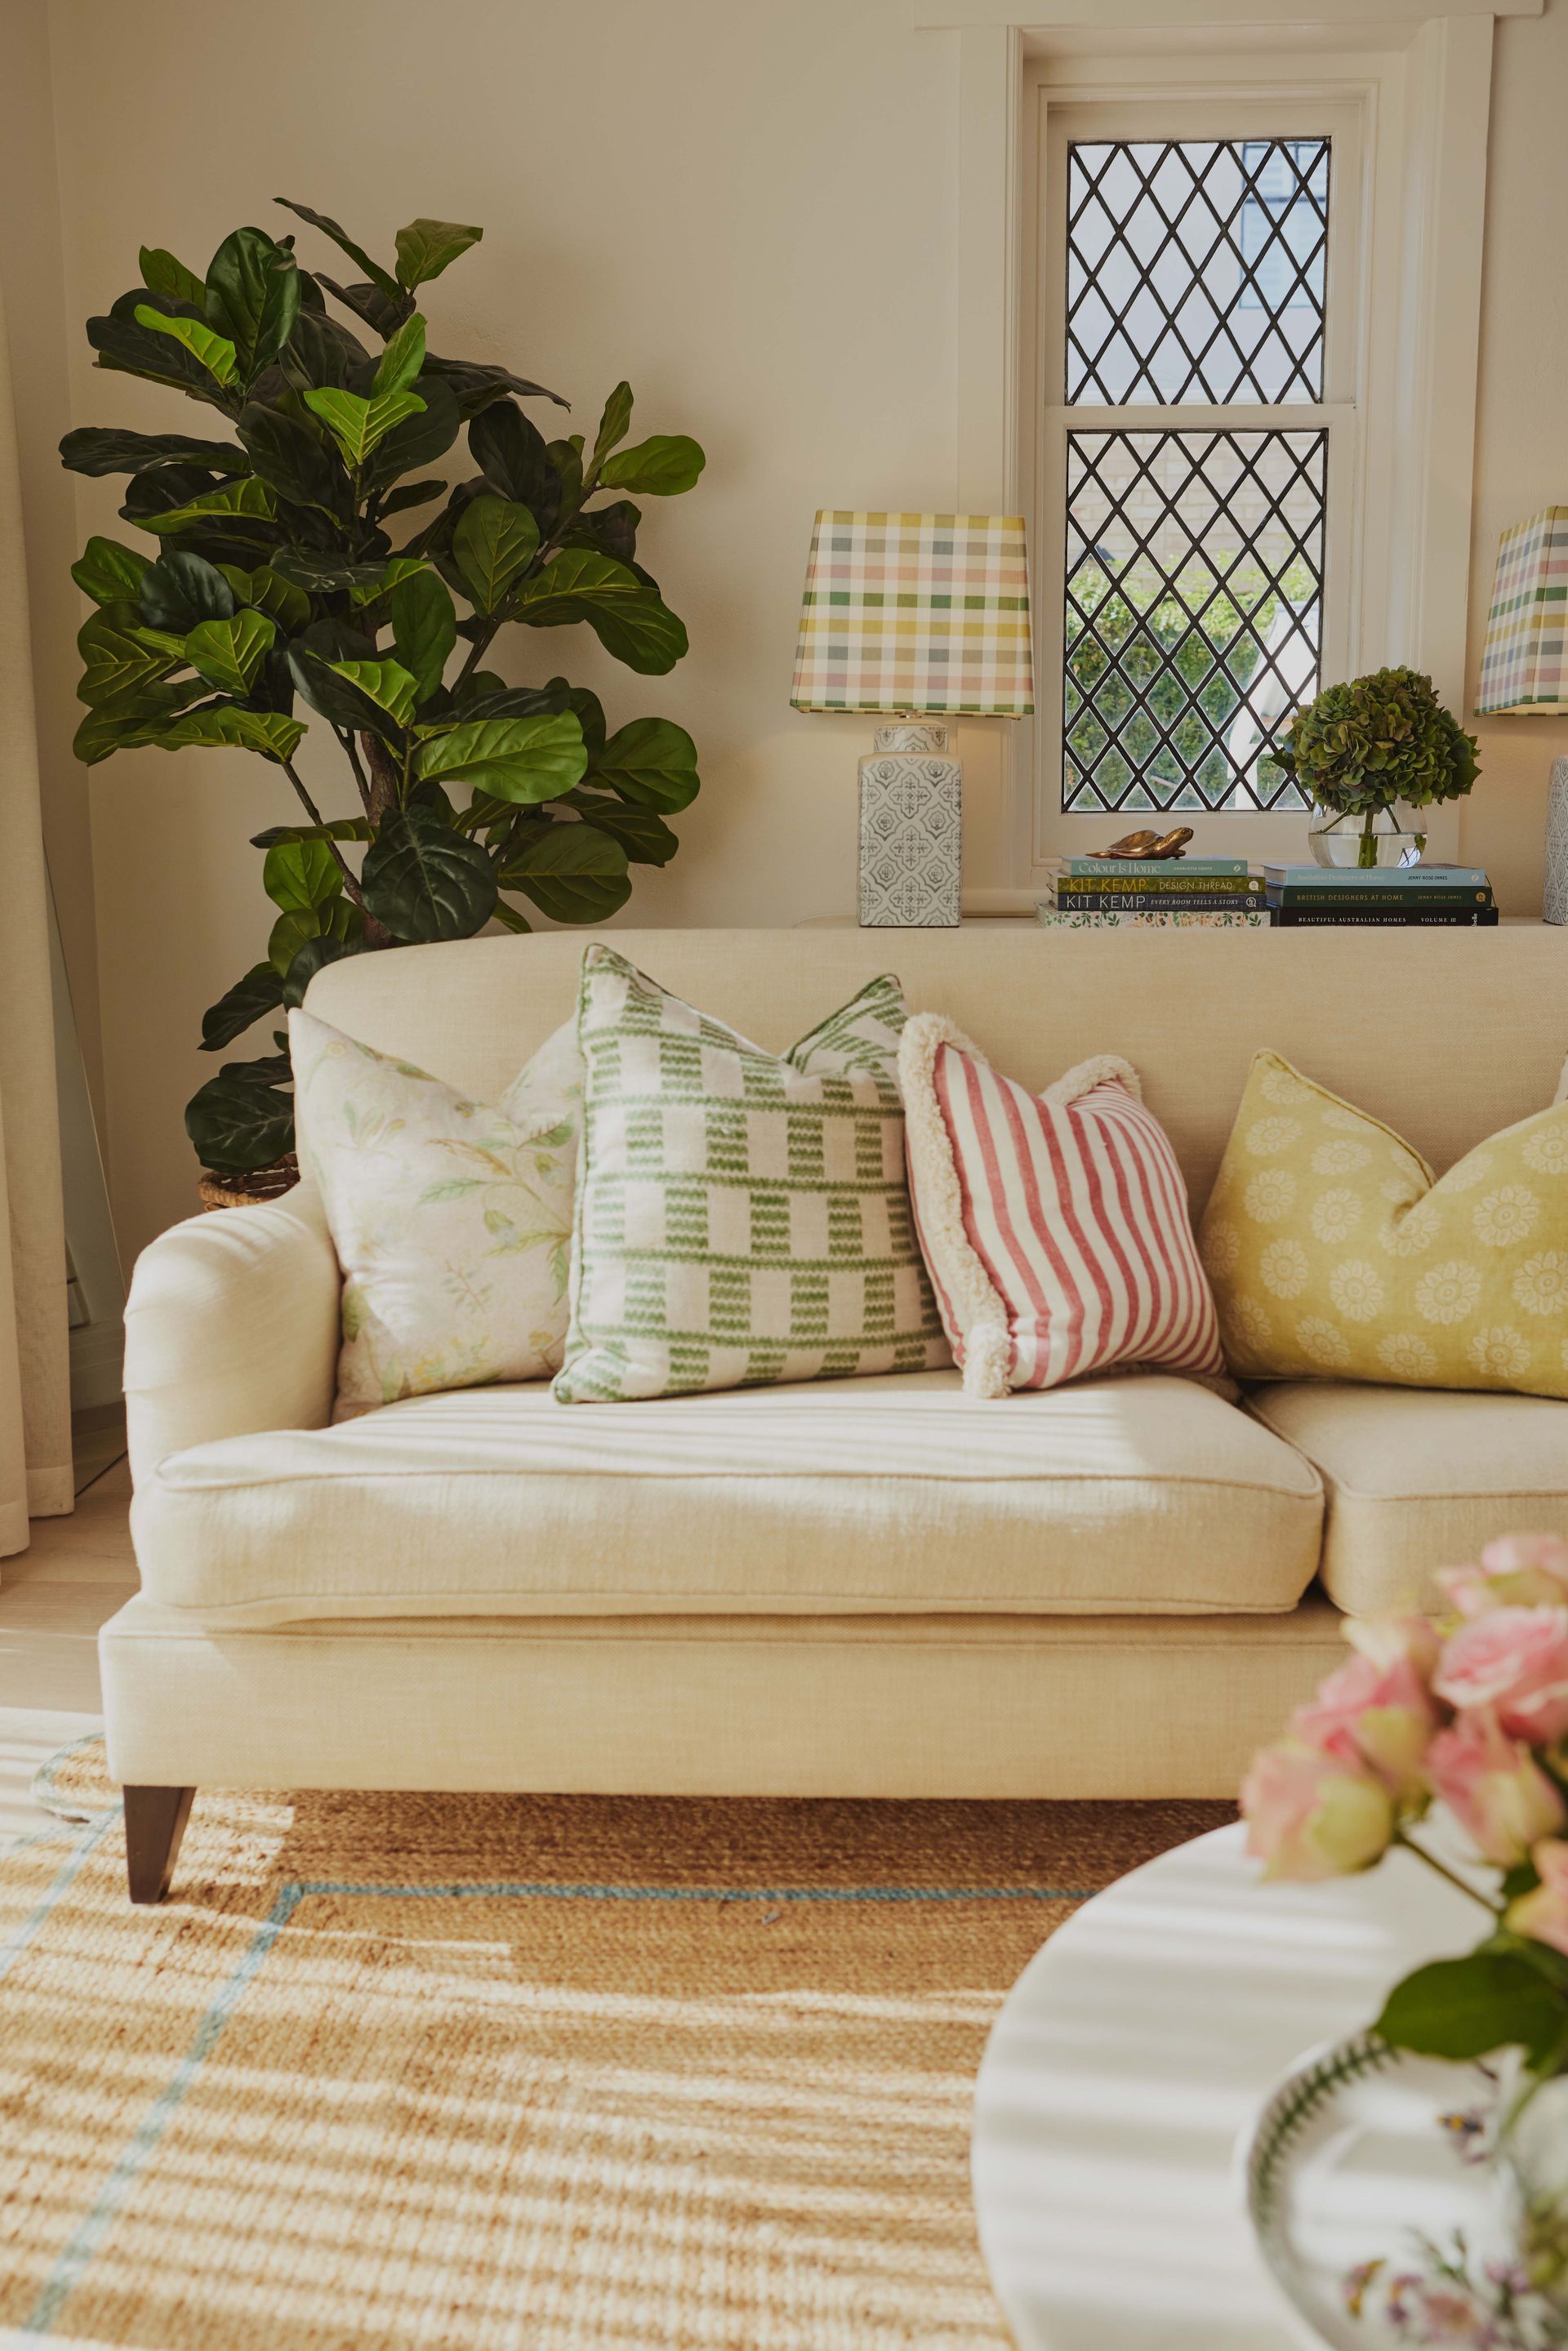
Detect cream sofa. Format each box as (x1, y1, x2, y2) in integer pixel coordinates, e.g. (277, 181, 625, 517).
(102, 926, 1568, 1899)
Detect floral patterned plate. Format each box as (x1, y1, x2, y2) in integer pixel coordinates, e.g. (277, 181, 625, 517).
(1237, 2032, 1526, 2349)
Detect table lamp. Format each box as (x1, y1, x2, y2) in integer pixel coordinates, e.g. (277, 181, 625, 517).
(791, 510, 1034, 927)
(1476, 505, 1568, 924)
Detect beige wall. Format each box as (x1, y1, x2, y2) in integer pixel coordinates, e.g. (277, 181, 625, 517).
(13, 0, 1568, 1259)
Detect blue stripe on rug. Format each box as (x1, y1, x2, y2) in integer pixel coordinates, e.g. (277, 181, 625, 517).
(16, 1868, 1088, 2334)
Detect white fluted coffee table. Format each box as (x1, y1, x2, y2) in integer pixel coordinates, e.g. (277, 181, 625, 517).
(971, 1819, 1477, 2349)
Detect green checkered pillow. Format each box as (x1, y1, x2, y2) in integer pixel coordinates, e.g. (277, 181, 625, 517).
(552, 945, 950, 1402)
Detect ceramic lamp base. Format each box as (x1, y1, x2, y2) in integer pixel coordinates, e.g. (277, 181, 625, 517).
(857, 722, 961, 928)
(1546, 757, 1568, 926)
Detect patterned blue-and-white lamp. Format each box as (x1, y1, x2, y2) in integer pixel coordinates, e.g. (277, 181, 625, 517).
(791, 511, 1034, 928)
(1477, 506, 1568, 924)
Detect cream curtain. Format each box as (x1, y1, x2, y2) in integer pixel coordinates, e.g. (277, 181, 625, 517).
(0, 280, 72, 1555)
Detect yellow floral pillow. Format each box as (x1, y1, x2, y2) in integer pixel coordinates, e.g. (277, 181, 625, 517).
(1199, 1051, 1568, 1397)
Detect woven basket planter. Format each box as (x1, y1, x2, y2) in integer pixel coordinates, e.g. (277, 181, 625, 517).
(197, 1154, 300, 1213)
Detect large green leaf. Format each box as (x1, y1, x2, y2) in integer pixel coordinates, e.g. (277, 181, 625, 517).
(569, 792, 678, 865)
(456, 679, 607, 759)
(363, 376, 461, 489)
(361, 806, 497, 942)
(468, 400, 554, 507)
(267, 893, 362, 975)
(346, 557, 432, 618)
(273, 200, 401, 298)
(200, 962, 286, 1051)
(139, 247, 207, 308)
(378, 476, 447, 519)
(71, 537, 150, 607)
(599, 434, 706, 496)
(137, 549, 237, 631)
(251, 816, 373, 848)
(203, 229, 301, 381)
(394, 218, 482, 290)
(76, 608, 180, 707)
(588, 715, 700, 811)
(332, 660, 418, 727)
(71, 679, 207, 765)
(508, 548, 688, 674)
(185, 1054, 294, 1175)
(132, 704, 307, 763)
(263, 836, 342, 913)
(303, 385, 426, 467)
(566, 498, 639, 565)
(138, 476, 278, 536)
(283, 307, 371, 392)
(132, 304, 238, 389)
(238, 403, 345, 514)
(87, 306, 231, 407)
(498, 818, 631, 923)
(270, 550, 390, 595)
(388, 570, 456, 702)
(414, 712, 586, 803)
(185, 608, 277, 697)
(373, 312, 425, 397)
(281, 933, 364, 1008)
(425, 355, 568, 414)
(590, 381, 633, 473)
(216, 563, 311, 634)
(1376, 1953, 1568, 2065)
(60, 426, 248, 479)
(287, 648, 416, 739)
(452, 495, 539, 613)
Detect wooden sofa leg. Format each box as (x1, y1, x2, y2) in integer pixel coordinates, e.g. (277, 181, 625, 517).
(124, 1785, 195, 1904)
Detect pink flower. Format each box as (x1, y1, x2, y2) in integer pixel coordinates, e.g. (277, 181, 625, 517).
(1292, 1650, 1440, 1805)
(1424, 1711, 1566, 1864)
(1343, 1613, 1445, 1680)
(1437, 1532, 1568, 1619)
(1433, 1606, 1568, 1744)
(1504, 1837, 1568, 1957)
(1241, 1740, 1396, 1882)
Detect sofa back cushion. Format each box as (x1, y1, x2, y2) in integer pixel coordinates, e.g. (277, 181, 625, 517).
(303, 928, 1568, 1219)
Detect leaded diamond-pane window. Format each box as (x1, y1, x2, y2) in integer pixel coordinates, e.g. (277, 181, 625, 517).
(1052, 129, 1337, 817)
(1066, 138, 1330, 405)
(1064, 430, 1325, 814)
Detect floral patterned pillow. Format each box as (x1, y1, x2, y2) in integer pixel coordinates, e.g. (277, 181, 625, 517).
(1200, 1049, 1568, 1398)
(290, 1008, 582, 1414)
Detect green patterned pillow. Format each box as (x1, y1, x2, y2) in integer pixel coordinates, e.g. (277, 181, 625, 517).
(552, 946, 949, 1403)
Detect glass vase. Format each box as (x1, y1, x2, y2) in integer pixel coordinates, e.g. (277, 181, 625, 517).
(1503, 2071, 1568, 2321)
(1307, 805, 1428, 869)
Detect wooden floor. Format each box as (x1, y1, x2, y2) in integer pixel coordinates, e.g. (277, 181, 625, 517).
(0, 1454, 137, 1843)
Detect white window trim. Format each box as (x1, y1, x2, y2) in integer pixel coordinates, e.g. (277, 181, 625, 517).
(938, 11, 1503, 909)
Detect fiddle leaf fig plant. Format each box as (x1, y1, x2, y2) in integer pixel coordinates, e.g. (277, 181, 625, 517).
(62, 205, 706, 1175)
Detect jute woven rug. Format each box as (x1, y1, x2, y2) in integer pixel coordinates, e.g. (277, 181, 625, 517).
(0, 1739, 1228, 2348)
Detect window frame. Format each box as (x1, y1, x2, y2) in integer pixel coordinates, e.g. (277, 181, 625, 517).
(943, 20, 1495, 909)
(1037, 94, 1364, 857)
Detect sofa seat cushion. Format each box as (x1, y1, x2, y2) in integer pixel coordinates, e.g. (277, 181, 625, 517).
(131, 1369, 1323, 1629)
(1247, 1382, 1568, 1616)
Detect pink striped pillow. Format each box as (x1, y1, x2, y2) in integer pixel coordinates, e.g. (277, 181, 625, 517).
(898, 1015, 1223, 1399)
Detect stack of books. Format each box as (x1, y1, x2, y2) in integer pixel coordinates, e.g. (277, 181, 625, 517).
(1263, 866, 1499, 926)
(1036, 858, 1268, 928)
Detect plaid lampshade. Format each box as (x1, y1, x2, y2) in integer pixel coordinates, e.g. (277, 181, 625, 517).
(791, 510, 1034, 716)
(1477, 505, 1568, 714)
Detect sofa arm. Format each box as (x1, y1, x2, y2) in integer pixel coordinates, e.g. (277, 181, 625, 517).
(123, 1187, 341, 1483)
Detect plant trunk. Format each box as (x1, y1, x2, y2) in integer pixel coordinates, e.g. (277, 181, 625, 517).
(359, 733, 401, 948)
